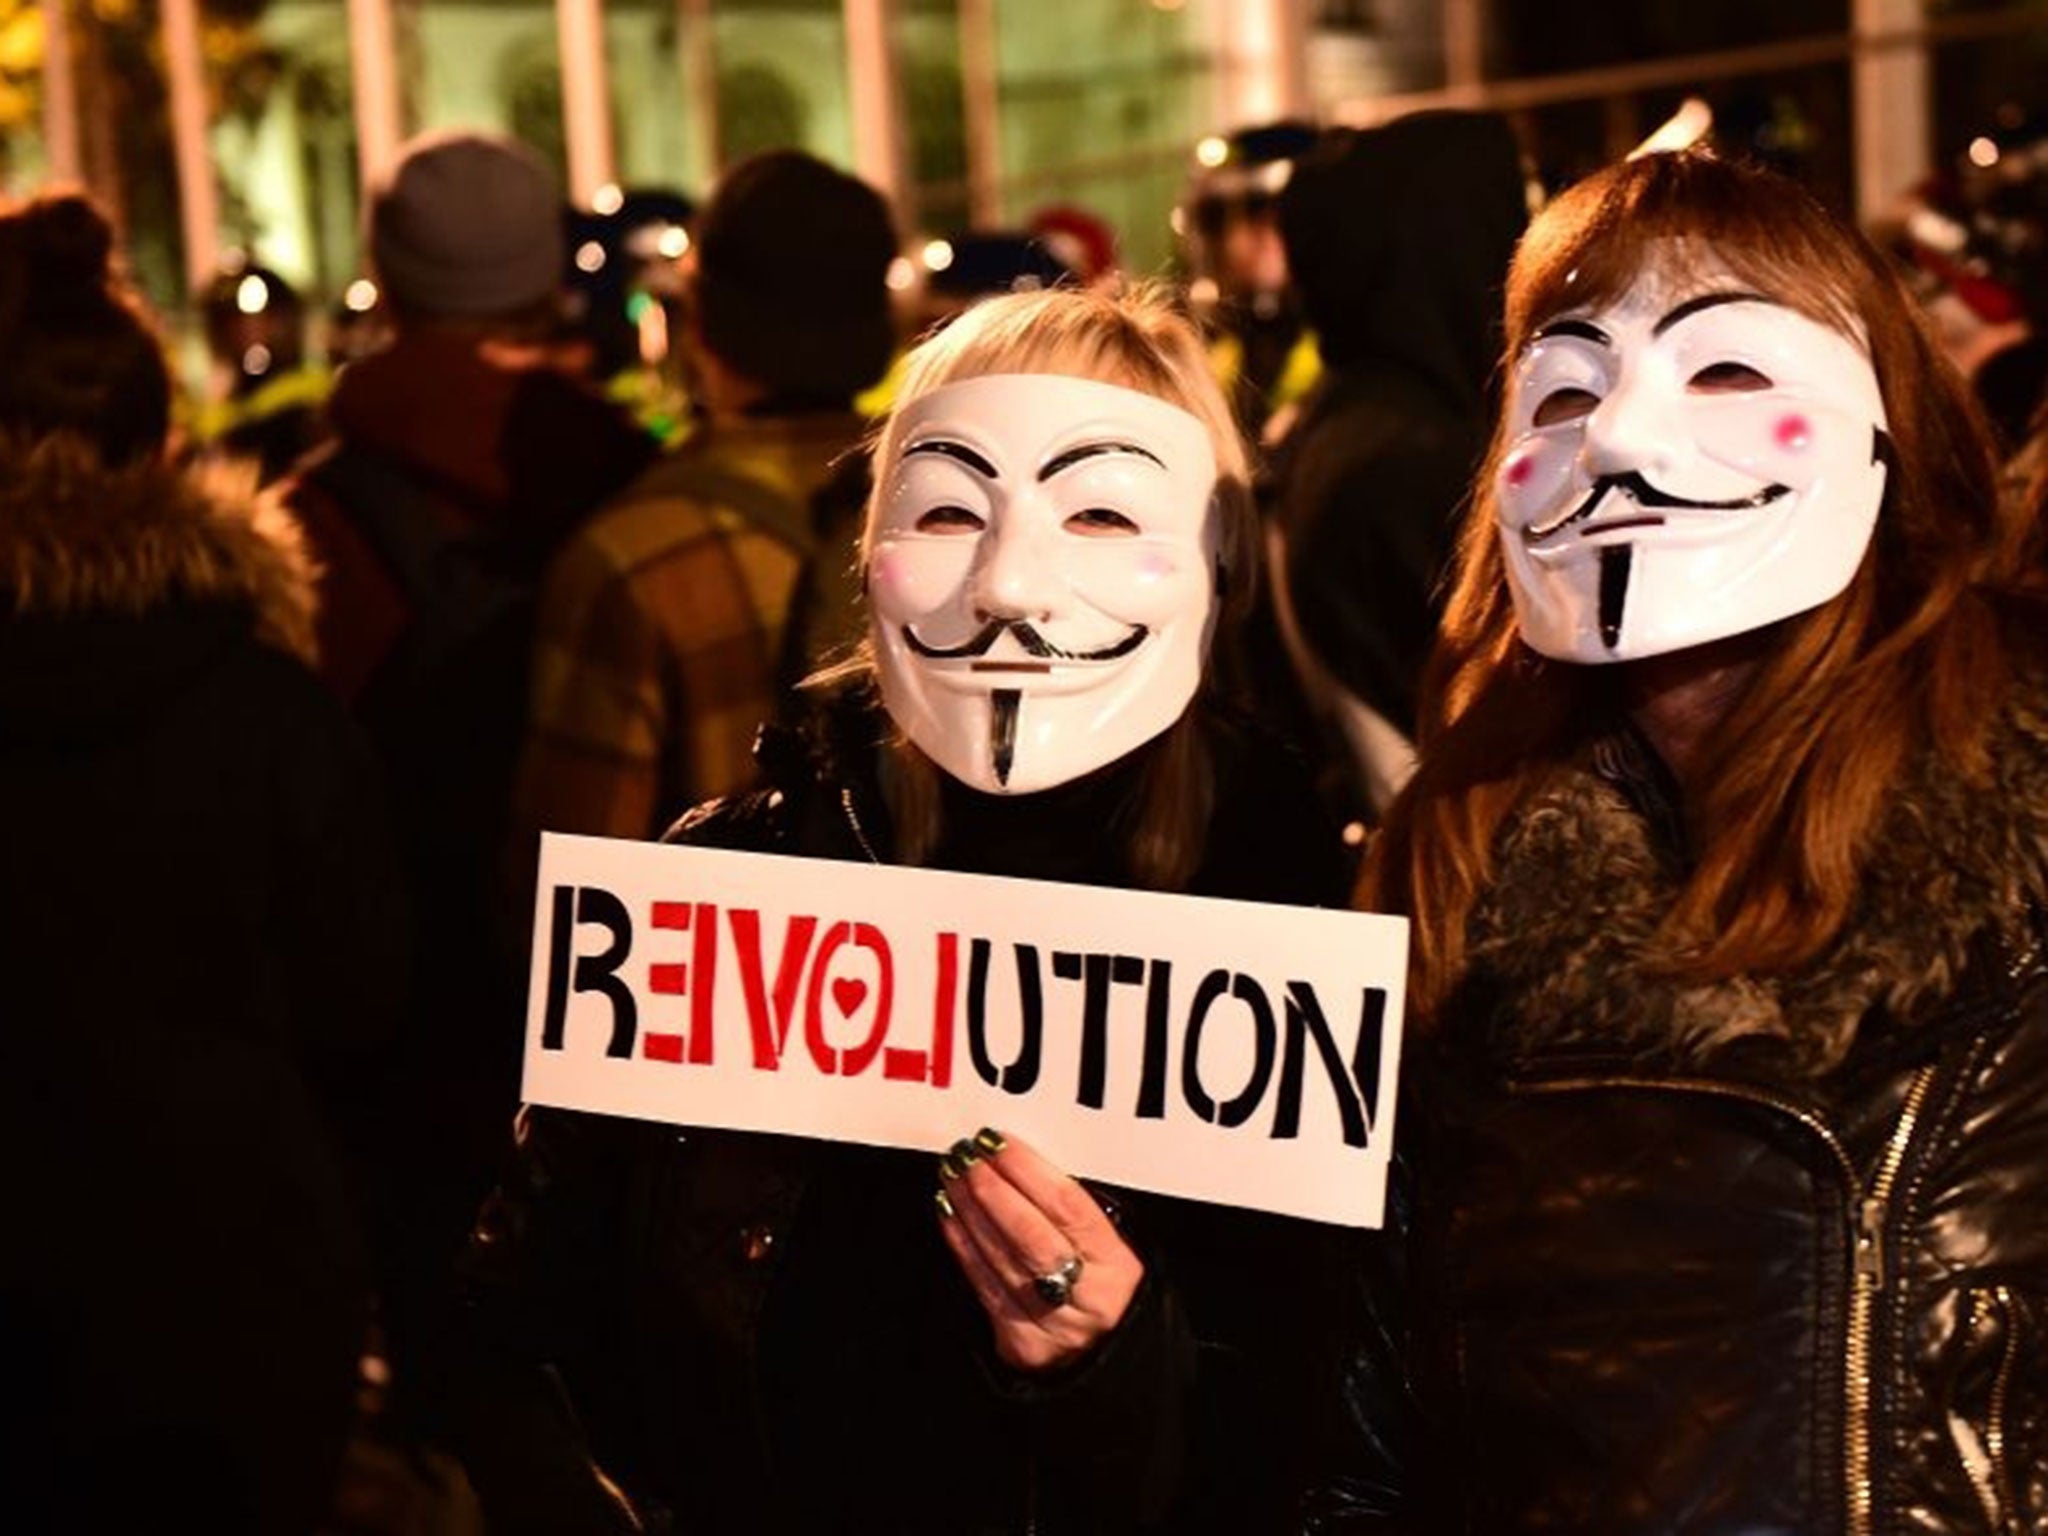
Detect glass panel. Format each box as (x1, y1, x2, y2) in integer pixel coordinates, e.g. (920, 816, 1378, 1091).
(1928, 5, 2048, 164)
(606, 0, 703, 193)
(403, 0, 568, 184)
(897, 0, 966, 233)
(1514, 62, 1854, 210)
(710, 0, 850, 169)
(203, 0, 358, 302)
(992, 0, 1216, 276)
(1487, 0, 1850, 79)
(1310, 0, 1447, 110)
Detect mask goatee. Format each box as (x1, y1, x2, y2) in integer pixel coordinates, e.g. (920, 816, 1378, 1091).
(990, 689, 1021, 787)
(1598, 544, 1633, 652)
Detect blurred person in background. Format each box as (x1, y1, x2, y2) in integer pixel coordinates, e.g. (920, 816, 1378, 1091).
(563, 186, 698, 445)
(0, 192, 404, 1534)
(277, 127, 657, 1405)
(1267, 110, 1529, 816)
(283, 129, 655, 707)
(194, 256, 332, 483)
(1029, 202, 1123, 291)
(1180, 120, 1322, 445)
(512, 149, 896, 847)
(1893, 114, 2048, 459)
(326, 274, 396, 370)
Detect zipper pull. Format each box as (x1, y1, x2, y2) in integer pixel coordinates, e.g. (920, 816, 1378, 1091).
(1856, 1195, 1886, 1283)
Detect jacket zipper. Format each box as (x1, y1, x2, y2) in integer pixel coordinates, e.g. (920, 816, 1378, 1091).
(1958, 1283, 2020, 1533)
(1846, 1061, 1939, 1536)
(839, 786, 883, 864)
(1514, 1065, 1938, 1536)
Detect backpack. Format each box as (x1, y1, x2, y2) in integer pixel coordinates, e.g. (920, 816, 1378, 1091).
(308, 444, 543, 1001)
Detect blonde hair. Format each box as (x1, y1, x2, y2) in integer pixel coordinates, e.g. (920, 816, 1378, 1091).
(851, 285, 1258, 887)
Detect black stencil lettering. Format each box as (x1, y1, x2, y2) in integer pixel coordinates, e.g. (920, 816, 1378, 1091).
(1137, 959, 1173, 1119)
(1272, 981, 1374, 1146)
(1182, 971, 1278, 1128)
(539, 884, 638, 1058)
(967, 939, 1044, 1095)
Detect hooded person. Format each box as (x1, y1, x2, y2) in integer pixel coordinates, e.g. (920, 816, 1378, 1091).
(1267, 110, 1529, 811)
(441, 287, 1376, 1534)
(1361, 149, 2048, 1532)
(0, 194, 405, 1534)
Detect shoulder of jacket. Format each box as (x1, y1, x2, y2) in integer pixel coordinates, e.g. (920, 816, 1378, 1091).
(663, 783, 799, 854)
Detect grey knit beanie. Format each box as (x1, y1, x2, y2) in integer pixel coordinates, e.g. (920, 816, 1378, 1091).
(369, 130, 564, 319)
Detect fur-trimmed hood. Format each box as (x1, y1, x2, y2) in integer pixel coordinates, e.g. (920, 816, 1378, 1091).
(0, 430, 317, 667)
(1462, 678, 2048, 1075)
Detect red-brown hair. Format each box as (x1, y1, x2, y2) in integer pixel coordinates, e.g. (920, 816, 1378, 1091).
(1364, 150, 2047, 1044)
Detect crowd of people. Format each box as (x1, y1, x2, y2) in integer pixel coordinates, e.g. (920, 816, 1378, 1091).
(3, 103, 2046, 1535)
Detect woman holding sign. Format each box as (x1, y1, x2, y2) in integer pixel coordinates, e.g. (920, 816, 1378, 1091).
(448, 288, 1385, 1532)
(1361, 150, 2048, 1532)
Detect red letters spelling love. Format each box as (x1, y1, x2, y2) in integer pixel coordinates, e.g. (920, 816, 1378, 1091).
(538, 884, 1386, 1146)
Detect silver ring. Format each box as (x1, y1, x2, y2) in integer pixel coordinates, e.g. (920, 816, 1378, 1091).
(1031, 1254, 1084, 1308)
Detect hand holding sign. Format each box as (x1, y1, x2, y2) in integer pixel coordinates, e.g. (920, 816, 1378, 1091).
(935, 1128, 1144, 1373)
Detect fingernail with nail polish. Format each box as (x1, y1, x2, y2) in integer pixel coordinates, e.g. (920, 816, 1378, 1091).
(935, 1188, 956, 1220)
(973, 1127, 1007, 1155)
(949, 1137, 981, 1166)
(939, 1153, 965, 1182)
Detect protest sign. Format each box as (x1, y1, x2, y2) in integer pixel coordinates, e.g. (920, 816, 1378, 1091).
(524, 832, 1408, 1226)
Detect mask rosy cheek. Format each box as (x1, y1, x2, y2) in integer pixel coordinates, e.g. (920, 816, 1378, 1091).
(1773, 413, 1813, 453)
(870, 547, 970, 618)
(1503, 449, 1538, 489)
(1136, 552, 1176, 582)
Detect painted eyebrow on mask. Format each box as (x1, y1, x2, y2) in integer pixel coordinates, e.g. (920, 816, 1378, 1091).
(1530, 317, 1612, 347)
(1651, 289, 1775, 337)
(1037, 440, 1167, 481)
(903, 438, 999, 479)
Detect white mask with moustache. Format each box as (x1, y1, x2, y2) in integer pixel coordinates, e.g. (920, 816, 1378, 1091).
(1496, 248, 1890, 662)
(868, 373, 1221, 794)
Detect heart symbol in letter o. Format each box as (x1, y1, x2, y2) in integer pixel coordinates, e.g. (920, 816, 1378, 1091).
(831, 977, 869, 1017)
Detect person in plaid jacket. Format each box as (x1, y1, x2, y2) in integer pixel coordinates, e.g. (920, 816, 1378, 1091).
(514, 151, 899, 846)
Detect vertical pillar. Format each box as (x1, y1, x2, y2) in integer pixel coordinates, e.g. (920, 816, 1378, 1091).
(558, 0, 617, 206)
(159, 0, 218, 294)
(958, 0, 1001, 225)
(1852, 0, 1930, 220)
(678, 0, 721, 187)
(1215, 0, 1310, 129)
(843, 0, 908, 209)
(1442, 0, 1483, 102)
(348, 0, 404, 193)
(40, 0, 83, 183)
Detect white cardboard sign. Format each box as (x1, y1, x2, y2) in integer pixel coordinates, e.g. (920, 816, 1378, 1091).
(524, 832, 1409, 1227)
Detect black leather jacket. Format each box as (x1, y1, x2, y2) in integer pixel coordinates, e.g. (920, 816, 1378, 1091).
(1401, 716, 2048, 1535)
(442, 699, 1378, 1533)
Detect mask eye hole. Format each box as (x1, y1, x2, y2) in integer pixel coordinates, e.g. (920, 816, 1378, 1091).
(1688, 361, 1773, 393)
(914, 505, 986, 534)
(1065, 507, 1140, 536)
(1532, 386, 1600, 427)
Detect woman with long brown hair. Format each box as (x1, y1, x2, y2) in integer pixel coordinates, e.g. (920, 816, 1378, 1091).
(1362, 150, 2048, 1532)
